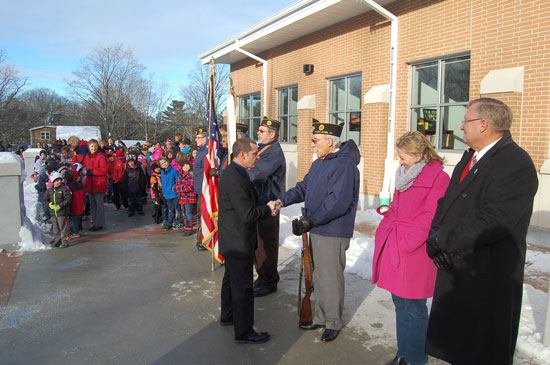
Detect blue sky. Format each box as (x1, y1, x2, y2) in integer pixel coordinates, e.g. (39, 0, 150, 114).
(0, 0, 296, 98)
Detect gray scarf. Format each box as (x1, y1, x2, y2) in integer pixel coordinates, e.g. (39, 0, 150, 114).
(395, 160, 426, 192)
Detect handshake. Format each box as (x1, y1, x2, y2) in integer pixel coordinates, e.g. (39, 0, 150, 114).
(267, 199, 283, 216)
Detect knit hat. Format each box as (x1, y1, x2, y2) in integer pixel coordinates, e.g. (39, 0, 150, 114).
(50, 171, 63, 182)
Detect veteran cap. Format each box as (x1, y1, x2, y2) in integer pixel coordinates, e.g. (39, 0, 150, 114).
(236, 123, 249, 134)
(260, 117, 281, 131)
(312, 119, 344, 137)
(194, 126, 207, 135)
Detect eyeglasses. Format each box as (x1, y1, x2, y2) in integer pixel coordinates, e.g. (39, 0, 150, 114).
(257, 129, 269, 134)
(311, 138, 325, 144)
(461, 118, 483, 126)
(195, 135, 206, 139)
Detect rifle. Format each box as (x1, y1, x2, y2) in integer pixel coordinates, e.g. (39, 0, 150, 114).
(298, 231, 314, 325)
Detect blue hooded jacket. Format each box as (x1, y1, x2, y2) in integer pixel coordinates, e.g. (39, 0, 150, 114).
(161, 166, 179, 200)
(279, 139, 360, 238)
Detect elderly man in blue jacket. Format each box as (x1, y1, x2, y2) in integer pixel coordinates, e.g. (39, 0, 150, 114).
(193, 126, 208, 251)
(274, 119, 360, 342)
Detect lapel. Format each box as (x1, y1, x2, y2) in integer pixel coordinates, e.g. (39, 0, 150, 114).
(439, 131, 512, 218)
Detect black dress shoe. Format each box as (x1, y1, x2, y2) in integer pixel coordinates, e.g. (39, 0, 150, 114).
(196, 242, 207, 251)
(235, 331, 270, 344)
(320, 328, 340, 342)
(253, 286, 277, 297)
(385, 356, 407, 365)
(299, 322, 324, 330)
(219, 319, 233, 326)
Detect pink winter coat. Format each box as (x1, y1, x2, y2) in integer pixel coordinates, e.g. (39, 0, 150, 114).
(372, 161, 450, 299)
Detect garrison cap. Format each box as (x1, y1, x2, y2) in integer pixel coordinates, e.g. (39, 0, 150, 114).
(194, 126, 207, 135)
(312, 119, 344, 137)
(236, 123, 249, 134)
(260, 117, 280, 132)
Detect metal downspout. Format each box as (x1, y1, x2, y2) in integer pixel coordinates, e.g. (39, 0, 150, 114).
(361, 0, 398, 205)
(234, 40, 268, 117)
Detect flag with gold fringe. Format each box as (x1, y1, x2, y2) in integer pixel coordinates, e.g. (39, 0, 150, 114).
(201, 59, 224, 264)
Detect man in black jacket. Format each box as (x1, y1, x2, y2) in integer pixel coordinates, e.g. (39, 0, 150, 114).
(425, 98, 538, 365)
(218, 138, 276, 344)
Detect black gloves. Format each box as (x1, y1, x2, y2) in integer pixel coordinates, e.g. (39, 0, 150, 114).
(85, 168, 93, 176)
(426, 234, 453, 271)
(292, 216, 315, 236)
(209, 168, 218, 178)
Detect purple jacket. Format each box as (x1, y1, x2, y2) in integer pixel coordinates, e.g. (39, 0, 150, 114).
(372, 161, 449, 299)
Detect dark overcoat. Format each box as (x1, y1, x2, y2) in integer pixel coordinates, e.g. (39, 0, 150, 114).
(426, 131, 538, 365)
(218, 161, 272, 256)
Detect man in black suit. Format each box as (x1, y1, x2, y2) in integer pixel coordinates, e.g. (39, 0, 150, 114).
(218, 138, 276, 344)
(425, 98, 538, 365)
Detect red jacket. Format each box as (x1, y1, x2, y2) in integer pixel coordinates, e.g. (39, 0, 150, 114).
(108, 159, 125, 183)
(72, 140, 89, 165)
(83, 151, 109, 193)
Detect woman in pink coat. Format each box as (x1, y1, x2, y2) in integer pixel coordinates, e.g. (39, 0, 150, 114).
(372, 131, 450, 365)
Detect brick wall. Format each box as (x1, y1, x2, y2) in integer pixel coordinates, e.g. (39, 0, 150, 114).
(230, 0, 550, 195)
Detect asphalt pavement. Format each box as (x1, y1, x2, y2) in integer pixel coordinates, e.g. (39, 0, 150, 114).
(0, 202, 398, 365)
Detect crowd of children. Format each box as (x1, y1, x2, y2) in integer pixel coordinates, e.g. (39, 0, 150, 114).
(32, 133, 200, 248)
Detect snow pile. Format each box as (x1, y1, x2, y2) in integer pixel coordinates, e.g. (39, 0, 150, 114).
(17, 181, 49, 252)
(55, 126, 101, 141)
(278, 206, 550, 364)
(0, 152, 20, 164)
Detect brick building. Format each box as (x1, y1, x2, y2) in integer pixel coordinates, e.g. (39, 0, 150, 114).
(200, 0, 550, 229)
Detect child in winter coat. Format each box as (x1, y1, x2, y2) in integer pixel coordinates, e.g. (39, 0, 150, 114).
(159, 157, 181, 230)
(173, 159, 196, 236)
(122, 155, 146, 217)
(108, 152, 126, 209)
(65, 170, 84, 238)
(150, 161, 164, 224)
(43, 171, 72, 248)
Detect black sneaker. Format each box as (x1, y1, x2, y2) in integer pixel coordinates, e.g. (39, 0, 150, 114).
(163, 224, 172, 231)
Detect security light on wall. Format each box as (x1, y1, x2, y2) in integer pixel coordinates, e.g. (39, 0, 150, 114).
(303, 64, 314, 74)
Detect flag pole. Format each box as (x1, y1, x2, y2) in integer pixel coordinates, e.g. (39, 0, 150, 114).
(210, 57, 216, 273)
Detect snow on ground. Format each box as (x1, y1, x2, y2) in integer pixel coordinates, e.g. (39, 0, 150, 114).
(277, 205, 550, 364)
(17, 179, 50, 252)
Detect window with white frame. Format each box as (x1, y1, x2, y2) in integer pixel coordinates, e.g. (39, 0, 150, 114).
(328, 74, 362, 145)
(410, 55, 471, 150)
(40, 131, 50, 140)
(238, 92, 261, 140)
(277, 86, 298, 143)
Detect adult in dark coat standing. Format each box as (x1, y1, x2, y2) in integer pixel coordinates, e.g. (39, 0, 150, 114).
(248, 117, 286, 297)
(193, 126, 208, 251)
(218, 138, 275, 344)
(425, 98, 538, 365)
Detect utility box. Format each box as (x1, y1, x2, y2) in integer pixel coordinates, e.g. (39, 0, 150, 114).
(0, 153, 23, 250)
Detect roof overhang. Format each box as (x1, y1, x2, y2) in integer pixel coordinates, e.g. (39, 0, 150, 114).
(199, 0, 397, 65)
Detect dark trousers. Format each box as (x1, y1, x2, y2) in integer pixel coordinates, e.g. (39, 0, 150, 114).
(128, 192, 143, 213)
(221, 252, 254, 339)
(254, 214, 280, 289)
(69, 215, 81, 234)
(111, 182, 126, 208)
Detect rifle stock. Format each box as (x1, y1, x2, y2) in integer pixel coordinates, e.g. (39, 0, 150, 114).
(299, 232, 313, 324)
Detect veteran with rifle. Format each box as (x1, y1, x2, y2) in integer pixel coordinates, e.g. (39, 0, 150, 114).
(271, 119, 360, 342)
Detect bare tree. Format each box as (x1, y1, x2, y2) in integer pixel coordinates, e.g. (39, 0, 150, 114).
(0, 49, 27, 144)
(181, 61, 229, 126)
(127, 73, 172, 141)
(68, 44, 145, 138)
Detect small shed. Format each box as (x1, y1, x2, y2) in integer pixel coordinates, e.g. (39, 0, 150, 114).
(29, 126, 56, 146)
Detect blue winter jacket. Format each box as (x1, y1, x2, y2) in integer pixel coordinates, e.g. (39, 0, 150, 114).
(279, 139, 360, 238)
(193, 145, 207, 194)
(248, 140, 286, 205)
(161, 166, 179, 200)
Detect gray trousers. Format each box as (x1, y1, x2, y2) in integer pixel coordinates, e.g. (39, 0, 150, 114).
(310, 233, 350, 330)
(89, 193, 105, 227)
(52, 215, 69, 241)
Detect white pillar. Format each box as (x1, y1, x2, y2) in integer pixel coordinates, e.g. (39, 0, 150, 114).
(0, 153, 23, 250)
(23, 148, 43, 184)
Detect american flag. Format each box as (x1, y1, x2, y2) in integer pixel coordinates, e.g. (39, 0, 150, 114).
(201, 63, 224, 264)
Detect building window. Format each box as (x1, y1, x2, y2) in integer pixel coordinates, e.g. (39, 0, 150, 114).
(410, 55, 470, 150)
(40, 131, 50, 140)
(238, 92, 261, 140)
(328, 74, 362, 145)
(277, 86, 298, 143)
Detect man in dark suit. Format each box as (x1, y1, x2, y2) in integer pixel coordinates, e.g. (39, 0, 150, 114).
(218, 138, 276, 344)
(425, 98, 538, 365)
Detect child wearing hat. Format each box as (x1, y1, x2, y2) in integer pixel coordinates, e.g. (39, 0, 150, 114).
(43, 171, 72, 248)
